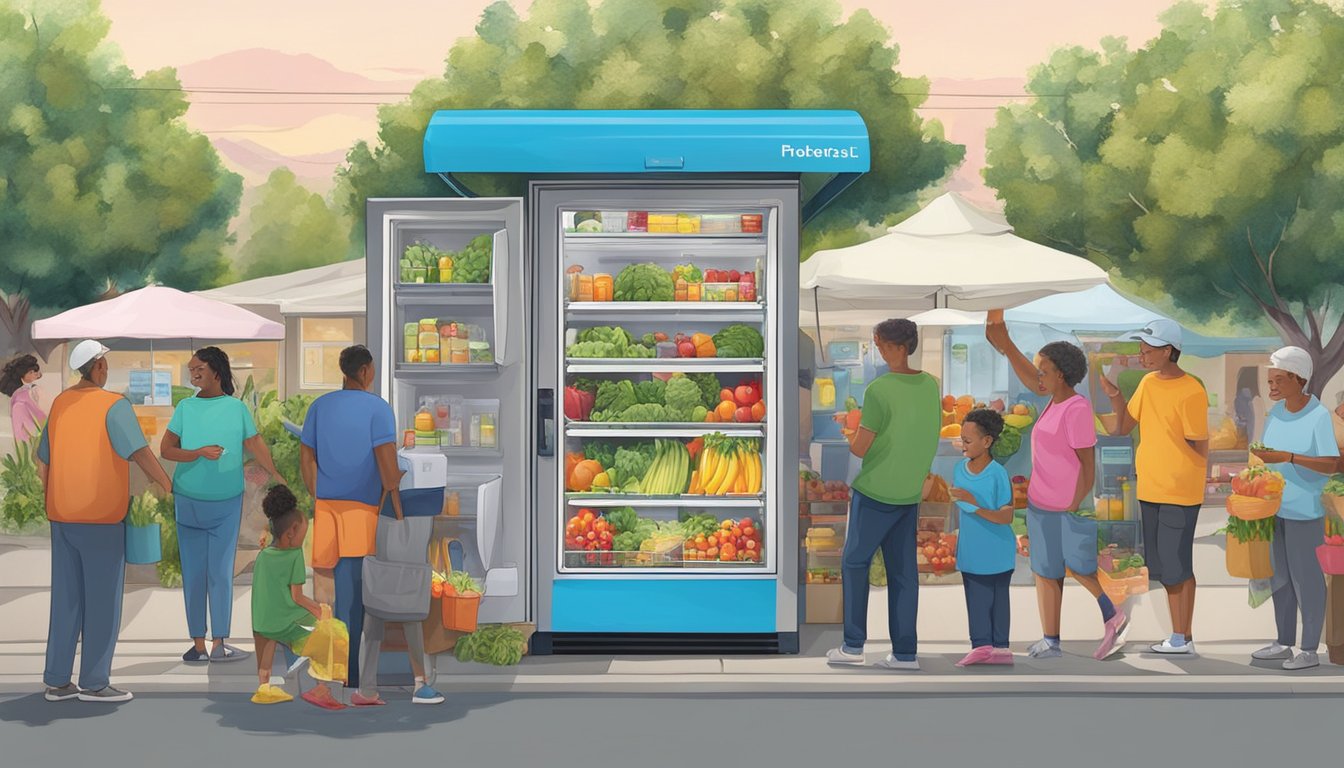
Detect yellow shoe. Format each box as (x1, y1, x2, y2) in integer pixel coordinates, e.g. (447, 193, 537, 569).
(251, 684, 294, 704)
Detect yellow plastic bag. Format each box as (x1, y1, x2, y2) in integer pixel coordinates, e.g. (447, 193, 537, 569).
(302, 615, 350, 685)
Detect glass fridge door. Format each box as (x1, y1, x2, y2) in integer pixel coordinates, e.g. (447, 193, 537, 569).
(365, 198, 527, 624)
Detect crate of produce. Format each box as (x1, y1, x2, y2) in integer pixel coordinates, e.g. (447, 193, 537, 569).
(919, 501, 957, 532)
(916, 529, 958, 574)
(805, 568, 842, 585)
(563, 546, 682, 569)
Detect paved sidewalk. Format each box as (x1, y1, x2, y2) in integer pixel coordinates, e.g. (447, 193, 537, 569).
(5, 520, 1343, 696)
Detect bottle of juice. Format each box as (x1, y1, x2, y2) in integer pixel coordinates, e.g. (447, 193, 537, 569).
(1121, 476, 1136, 521)
(480, 413, 497, 449)
(593, 274, 613, 302)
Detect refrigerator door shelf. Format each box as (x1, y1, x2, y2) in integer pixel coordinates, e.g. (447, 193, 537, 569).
(393, 363, 499, 380)
(564, 426, 764, 439)
(394, 285, 494, 304)
(565, 359, 764, 374)
(566, 496, 765, 509)
(484, 565, 520, 597)
(491, 228, 512, 365)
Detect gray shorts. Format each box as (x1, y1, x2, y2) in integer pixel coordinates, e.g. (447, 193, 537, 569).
(1139, 501, 1199, 586)
(1025, 506, 1098, 579)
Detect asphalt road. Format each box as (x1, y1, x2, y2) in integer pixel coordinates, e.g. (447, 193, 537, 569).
(1, 692, 1334, 767)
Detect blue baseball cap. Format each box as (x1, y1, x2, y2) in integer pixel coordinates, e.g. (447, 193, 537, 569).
(1123, 318, 1183, 352)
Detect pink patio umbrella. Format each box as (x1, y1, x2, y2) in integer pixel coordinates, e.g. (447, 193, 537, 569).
(32, 285, 284, 341)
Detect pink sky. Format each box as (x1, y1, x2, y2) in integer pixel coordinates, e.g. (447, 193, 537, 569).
(104, 0, 1179, 81)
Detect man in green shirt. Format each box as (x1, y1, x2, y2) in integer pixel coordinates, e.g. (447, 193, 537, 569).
(827, 319, 941, 671)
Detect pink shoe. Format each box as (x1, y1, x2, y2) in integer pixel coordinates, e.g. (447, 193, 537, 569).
(1094, 610, 1130, 660)
(988, 648, 1014, 665)
(956, 646, 996, 667)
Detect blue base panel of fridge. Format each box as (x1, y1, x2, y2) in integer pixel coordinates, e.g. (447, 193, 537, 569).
(551, 578, 777, 633)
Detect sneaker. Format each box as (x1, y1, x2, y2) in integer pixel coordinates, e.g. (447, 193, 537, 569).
(955, 646, 996, 667)
(251, 684, 293, 705)
(182, 646, 208, 663)
(44, 683, 81, 702)
(78, 686, 133, 703)
(1150, 639, 1197, 655)
(210, 644, 251, 663)
(413, 685, 445, 705)
(874, 654, 920, 671)
(1283, 651, 1320, 671)
(826, 647, 865, 667)
(1027, 638, 1062, 659)
(1094, 610, 1130, 660)
(1252, 643, 1294, 661)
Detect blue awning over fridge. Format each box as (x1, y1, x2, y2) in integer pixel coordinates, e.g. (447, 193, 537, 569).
(422, 109, 870, 224)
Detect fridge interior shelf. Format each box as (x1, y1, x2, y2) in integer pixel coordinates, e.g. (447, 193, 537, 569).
(565, 494, 765, 508)
(564, 425, 764, 439)
(565, 358, 764, 374)
(564, 232, 766, 242)
(395, 362, 500, 379)
(436, 446, 504, 458)
(395, 287, 494, 307)
(565, 302, 765, 320)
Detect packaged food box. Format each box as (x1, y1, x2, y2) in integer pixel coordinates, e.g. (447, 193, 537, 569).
(702, 282, 739, 302)
(700, 214, 742, 234)
(741, 214, 763, 233)
(600, 211, 627, 233)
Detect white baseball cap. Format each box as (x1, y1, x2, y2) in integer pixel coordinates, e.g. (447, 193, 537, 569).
(68, 339, 110, 371)
(1269, 346, 1313, 383)
(1123, 318, 1183, 352)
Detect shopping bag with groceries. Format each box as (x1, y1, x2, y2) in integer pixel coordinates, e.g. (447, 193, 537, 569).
(304, 610, 350, 685)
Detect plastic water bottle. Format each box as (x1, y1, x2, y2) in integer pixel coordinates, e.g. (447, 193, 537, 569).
(1121, 476, 1136, 521)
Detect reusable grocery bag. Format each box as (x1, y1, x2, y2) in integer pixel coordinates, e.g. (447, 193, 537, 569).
(423, 536, 467, 654)
(1227, 536, 1273, 579)
(362, 490, 437, 622)
(304, 616, 350, 684)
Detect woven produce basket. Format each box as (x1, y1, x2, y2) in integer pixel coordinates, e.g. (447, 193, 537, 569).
(1226, 494, 1281, 521)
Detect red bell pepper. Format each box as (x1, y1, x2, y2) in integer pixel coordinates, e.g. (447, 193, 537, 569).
(564, 386, 594, 421)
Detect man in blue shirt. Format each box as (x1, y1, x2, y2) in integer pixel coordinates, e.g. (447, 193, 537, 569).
(300, 345, 406, 705)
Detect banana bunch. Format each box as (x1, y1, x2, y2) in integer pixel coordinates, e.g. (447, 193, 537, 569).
(689, 434, 762, 496)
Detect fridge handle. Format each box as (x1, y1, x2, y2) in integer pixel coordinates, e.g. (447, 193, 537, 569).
(537, 389, 555, 457)
(477, 476, 502, 572)
(491, 228, 510, 365)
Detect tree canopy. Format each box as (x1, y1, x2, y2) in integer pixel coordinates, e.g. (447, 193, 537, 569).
(237, 169, 353, 281)
(0, 0, 240, 357)
(338, 0, 963, 254)
(985, 0, 1344, 393)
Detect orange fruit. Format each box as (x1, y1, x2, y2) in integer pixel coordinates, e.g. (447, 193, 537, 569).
(715, 400, 736, 421)
(750, 401, 766, 421)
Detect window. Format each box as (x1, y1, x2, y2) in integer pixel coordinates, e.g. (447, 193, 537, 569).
(300, 317, 355, 390)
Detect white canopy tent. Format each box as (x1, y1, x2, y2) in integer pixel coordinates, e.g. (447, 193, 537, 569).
(196, 259, 365, 316)
(799, 192, 1109, 330)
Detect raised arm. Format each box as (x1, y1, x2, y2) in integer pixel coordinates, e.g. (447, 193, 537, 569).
(1098, 373, 1138, 437)
(985, 310, 1045, 395)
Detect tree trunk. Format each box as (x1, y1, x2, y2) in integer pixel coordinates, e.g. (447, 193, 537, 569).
(0, 293, 61, 362)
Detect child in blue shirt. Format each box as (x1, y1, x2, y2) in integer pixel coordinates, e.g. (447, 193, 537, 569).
(950, 409, 1017, 667)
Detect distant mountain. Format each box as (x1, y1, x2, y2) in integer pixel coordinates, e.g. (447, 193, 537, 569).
(176, 49, 422, 194)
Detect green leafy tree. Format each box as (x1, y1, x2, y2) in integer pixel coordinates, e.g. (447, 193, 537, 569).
(237, 169, 353, 280)
(0, 0, 241, 358)
(986, 0, 1344, 395)
(338, 0, 963, 255)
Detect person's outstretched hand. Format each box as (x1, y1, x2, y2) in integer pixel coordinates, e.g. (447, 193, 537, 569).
(985, 309, 1009, 351)
(1099, 372, 1121, 399)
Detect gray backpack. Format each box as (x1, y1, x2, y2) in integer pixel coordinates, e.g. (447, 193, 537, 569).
(362, 493, 433, 622)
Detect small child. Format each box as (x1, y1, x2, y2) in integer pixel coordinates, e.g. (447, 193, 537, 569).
(251, 486, 342, 708)
(949, 409, 1017, 667)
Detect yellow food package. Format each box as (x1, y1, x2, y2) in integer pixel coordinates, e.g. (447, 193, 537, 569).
(303, 617, 350, 684)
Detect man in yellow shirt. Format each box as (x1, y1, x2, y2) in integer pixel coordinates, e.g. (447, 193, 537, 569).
(1100, 319, 1209, 656)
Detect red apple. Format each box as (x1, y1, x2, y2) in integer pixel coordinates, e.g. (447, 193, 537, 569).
(734, 406, 754, 423)
(678, 341, 696, 358)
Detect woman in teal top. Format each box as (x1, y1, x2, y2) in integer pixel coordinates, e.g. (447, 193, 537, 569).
(160, 347, 283, 663)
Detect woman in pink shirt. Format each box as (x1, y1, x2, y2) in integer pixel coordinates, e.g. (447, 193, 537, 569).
(986, 311, 1129, 661)
(1, 355, 46, 447)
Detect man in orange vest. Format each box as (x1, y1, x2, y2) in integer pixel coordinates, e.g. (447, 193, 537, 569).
(35, 340, 173, 703)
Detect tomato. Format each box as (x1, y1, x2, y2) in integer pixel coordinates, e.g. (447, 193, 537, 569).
(706, 546, 719, 559)
(731, 526, 743, 538)
(697, 540, 709, 551)
(586, 531, 597, 541)
(936, 547, 949, 558)
(734, 385, 758, 406)
(582, 511, 595, 523)
(745, 539, 757, 551)
(431, 582, 444, 599)
(707, 535, 719, 548)
(923, 545, 936, 557)
(742, 525, 756, 538)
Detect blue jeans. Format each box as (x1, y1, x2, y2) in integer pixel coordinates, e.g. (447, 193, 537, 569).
(175, 493, 243, 640)
(962, 571, 1012, 649)
(334, 556, 365, 688)
(45, 521, 126, 691)
(841, 491, 919, 660)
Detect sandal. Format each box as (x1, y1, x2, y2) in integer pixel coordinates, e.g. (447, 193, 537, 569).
(351, 693, 387, 707)
(251, 684, 293, 705)
(301, 688, 346, 711)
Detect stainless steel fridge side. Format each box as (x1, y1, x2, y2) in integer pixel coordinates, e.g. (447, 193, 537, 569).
(530, 180, 801, 647)
(365, 197, 530, 625)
